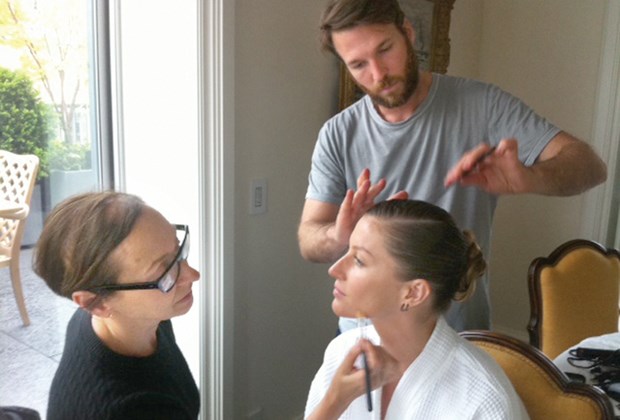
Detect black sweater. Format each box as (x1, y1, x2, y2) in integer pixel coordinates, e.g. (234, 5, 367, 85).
(47, 309, 199, 420)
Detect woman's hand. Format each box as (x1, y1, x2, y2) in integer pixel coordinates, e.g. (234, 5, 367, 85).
(362, 339, 401, 389)
(306, 340, 400, 420)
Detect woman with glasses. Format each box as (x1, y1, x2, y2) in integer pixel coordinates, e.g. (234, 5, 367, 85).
(34, 191, 200, 420)
(305, 200, 528, 419)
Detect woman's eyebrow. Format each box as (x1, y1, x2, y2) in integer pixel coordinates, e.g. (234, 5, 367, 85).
(350, 244, 373, 258)
(145, 239, 179, 273)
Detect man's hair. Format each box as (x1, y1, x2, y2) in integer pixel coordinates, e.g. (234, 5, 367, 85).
(319, 0, 405, 56)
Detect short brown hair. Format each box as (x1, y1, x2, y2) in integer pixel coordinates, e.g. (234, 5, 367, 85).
(319, 0, 405, 56)
(33, 191, 145, 300)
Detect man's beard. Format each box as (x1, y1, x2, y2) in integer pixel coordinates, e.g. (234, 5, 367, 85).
(359, 41, 419, 109)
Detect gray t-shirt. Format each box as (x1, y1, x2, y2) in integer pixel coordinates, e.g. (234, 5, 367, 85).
(306, 73, 560, 332)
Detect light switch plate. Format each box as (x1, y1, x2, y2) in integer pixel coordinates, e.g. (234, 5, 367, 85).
(249, 178, 267, 215)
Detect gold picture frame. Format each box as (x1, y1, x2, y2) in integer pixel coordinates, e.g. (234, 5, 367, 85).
(338, 0, 456, 110)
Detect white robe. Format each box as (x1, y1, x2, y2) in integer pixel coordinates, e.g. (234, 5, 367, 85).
(305, 317, 529, 419)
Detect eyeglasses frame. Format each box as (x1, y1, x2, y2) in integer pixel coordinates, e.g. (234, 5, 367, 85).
(88, 224, 190, 294)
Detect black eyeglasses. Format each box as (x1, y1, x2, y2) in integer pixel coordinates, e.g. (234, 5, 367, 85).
(89, 224, 189, 294)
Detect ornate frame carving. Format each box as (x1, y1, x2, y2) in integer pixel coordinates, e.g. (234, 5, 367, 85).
(338, 0, 456, 110)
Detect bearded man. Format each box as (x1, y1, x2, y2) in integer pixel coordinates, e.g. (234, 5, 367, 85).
(298, 0, 606, 333)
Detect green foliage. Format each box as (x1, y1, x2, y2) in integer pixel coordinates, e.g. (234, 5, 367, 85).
(0, 66, 51, 179)
(47, 139, 90, 171)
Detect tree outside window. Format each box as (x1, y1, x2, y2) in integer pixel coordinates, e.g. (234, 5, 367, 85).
(0, 0, 92, 175)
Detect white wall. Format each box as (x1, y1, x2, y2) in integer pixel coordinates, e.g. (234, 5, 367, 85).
(480, 0, 607, 338)
(449, 0, 483, 79)
(233, 2, 338, 418)
(449, 0, 608, 338)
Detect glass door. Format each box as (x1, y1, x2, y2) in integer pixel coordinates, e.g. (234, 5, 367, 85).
(0, 0, 110, 245)
(0, 1, 111, 413)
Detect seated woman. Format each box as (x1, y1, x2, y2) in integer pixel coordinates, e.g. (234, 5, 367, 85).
(305, 200, 528, 419)
(34, 191, 200, 420)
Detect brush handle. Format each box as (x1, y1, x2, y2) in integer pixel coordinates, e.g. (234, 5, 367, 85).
(362, 351, 373, 412)
(461, 146, 497, 177)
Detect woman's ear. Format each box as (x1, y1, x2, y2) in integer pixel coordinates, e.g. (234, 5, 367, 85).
(72, 291, 110, 317)
(403, 279, 431, 308)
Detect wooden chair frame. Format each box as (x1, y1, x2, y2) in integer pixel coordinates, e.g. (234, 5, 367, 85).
(0, 151, 39, 326)
(527, 239, 620, 358)
(461, 330, 615, 420)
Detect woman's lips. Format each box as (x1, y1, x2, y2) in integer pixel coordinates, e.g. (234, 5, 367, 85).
(333, 283, 345, 299)
(178, 289, 193, 305)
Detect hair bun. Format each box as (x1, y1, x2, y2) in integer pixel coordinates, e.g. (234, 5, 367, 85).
(454, 230, 486, 302)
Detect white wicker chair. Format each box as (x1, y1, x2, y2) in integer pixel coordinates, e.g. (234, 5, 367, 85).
(0, 150, 39, 326)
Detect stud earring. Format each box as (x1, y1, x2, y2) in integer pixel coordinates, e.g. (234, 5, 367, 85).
(400, 302, 409, 312)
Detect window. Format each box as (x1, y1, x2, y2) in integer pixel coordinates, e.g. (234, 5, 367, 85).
(0, 0, 112, 245)
(0, 0, 113, 413)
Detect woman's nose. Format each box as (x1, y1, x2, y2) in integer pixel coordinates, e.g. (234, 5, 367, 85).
(328, 255, 346, 279)
(178, 260, 200, 284)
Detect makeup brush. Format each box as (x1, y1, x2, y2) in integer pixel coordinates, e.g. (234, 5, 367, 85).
(357, 312, 373, 412)
(461, 146, 497, 178)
